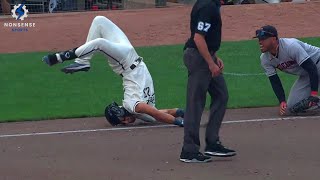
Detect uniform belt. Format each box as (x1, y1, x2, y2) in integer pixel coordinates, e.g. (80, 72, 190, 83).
(120, 57, 142, 77)
(186, 48, 216, 56)
(130, 57, 142, 70)
(209, 50, 216, 56)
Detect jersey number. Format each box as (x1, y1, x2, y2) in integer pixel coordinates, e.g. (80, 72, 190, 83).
(143, 87, 155, 104)
(197, 22, 211, 32)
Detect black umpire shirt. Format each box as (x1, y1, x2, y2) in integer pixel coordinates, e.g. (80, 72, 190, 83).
(184, 0, 222, 53)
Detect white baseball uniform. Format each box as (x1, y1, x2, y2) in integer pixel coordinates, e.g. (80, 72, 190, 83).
(73, 16, 156, 122)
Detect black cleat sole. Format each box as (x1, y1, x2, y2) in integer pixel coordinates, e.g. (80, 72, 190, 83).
(61, 67, 90, 74)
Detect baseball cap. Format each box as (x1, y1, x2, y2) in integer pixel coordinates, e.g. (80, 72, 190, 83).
(254, 25, 278, 40)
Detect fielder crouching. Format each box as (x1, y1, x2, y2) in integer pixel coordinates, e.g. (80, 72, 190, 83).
(42, 16, 184, 127)
(256, 25, 320, 115)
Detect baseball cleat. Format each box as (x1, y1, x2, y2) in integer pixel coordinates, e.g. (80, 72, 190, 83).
(61, 63, 91, 74)
(305, 102, 320, 112)
(173, 118, 184, 127)
(205, 141, 236, 157)
(180, 151, 212, 163)
(42, 54, 60, 66)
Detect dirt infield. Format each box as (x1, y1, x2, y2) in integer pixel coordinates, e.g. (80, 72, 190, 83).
(1, 2, 320, 180)
(1, 2, 320, 53)
(1, 108, 320, 180)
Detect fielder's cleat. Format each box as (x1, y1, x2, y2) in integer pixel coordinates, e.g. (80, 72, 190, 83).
(42, 54, 60, 66)
(61, 63, 91, 74)
(305, 103, 320, 112)
(180, 151, 212, 163)
(205, 141, 236, 157)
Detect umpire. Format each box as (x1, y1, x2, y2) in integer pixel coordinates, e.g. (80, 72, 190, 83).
(179, 0, 236, 163)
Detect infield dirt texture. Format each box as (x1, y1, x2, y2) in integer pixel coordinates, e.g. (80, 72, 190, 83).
(0, 2, 320, 180)
(0, 2, 320, 53)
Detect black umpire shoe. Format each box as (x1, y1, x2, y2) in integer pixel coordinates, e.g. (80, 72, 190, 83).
(205, 141, 236, 157)
(180, 151, 212, 163)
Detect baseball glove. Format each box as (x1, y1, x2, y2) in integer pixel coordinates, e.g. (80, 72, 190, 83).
(290, 96, 320, 113)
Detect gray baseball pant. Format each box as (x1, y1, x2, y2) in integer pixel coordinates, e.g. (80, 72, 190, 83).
(182, 48, 229, 153)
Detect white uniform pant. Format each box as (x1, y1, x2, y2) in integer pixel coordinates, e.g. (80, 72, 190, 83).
(74, 16, 139, 75)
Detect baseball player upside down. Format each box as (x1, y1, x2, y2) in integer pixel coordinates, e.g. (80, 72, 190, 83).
(42, 16, 184, 127)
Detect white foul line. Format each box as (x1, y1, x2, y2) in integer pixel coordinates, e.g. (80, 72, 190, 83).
(0, 115, 320, 138)
(223, 115, 320, 123)
(223, 72, 265, 76)
(0, 125, 175, 138)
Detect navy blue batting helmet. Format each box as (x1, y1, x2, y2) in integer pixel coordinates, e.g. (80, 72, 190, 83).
(105, 102, 131, 126)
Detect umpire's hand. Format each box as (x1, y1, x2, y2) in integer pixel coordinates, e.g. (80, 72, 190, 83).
(217, 57, 224, 71)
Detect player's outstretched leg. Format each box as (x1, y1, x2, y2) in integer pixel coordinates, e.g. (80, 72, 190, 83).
(42, 48, 91, 74)
(60, 16, 131, 74)
(42, 16, 133, 74)
(42, 48, 77, 66)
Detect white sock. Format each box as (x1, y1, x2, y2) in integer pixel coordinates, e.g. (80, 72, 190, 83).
(75, 58, 90, 65)
(55, 53, 62, 62)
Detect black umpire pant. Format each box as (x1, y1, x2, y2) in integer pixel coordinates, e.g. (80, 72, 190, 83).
(182, 48, 229, 153)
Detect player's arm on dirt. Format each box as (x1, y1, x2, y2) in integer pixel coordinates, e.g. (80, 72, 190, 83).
(269, 74, 287, 115)
(159, 108, 184, 118)
(135, 103, 183, 126)
(269, 74, 286, 103)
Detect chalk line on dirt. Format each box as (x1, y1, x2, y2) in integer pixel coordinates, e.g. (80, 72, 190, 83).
(223, 72, 265, 76)
(0, 115, 319, 138)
